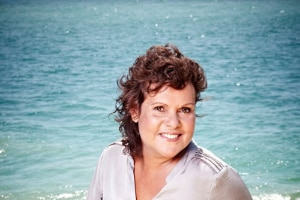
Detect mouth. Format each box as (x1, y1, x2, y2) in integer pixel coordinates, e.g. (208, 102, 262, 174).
(160, 133, 182, 140)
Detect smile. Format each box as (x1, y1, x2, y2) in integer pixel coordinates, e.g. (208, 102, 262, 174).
(160, 133, 181, 139)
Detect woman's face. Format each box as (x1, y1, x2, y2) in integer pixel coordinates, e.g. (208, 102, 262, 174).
(134, 82, 196, 160)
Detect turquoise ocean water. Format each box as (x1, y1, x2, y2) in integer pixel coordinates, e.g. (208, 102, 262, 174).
(0, 0, 299, 199)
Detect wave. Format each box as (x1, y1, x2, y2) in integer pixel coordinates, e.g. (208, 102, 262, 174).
(253, 193, 300, 200)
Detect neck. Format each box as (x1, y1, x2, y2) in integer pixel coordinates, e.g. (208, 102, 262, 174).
(135, 148, 186, 170)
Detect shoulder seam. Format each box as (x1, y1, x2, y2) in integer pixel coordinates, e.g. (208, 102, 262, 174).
(202, 151, 226, 172)
(194, 149, 227, 173)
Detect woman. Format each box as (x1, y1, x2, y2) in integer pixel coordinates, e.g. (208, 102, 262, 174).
(87, 44, 252, 200)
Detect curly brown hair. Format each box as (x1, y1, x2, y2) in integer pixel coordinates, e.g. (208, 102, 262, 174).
(114, 43, 207, 157)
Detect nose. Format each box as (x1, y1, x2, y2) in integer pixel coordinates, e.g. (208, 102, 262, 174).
(166, 111, 180, 128)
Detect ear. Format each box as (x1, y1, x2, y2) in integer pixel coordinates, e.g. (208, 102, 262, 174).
(130, 109, 139, 123)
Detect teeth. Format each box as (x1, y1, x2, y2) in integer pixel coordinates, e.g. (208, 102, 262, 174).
(162, 134, 179, 139)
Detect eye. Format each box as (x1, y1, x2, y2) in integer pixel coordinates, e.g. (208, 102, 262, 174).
(179, 107, 192, 113)
(154, 106, 165, 112)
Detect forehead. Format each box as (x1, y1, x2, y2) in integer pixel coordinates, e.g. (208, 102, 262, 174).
(144, 83, 196, 103)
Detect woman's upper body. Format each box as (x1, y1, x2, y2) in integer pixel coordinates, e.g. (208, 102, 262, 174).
(87, 140, 252, 200)
(87, 44, 252, 199)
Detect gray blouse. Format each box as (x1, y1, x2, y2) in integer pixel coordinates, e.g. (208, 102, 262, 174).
(87, 140, 252, 200)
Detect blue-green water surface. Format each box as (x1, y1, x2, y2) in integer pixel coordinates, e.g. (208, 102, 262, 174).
(0, 0, 299, 199)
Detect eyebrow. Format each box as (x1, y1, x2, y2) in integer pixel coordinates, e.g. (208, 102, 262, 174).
(150, 102, 195, 106)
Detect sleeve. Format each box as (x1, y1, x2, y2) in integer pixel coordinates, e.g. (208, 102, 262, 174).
(208, 166, 252, 200)
(86, 153, 104, 200)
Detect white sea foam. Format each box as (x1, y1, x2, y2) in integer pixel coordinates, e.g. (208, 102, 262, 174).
(47, 190, 86, 199)
(253, 194, 297, 200)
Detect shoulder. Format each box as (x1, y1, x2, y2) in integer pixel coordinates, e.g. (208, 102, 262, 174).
(100, 140, 127, 162)
(185, 141, 228, 174)
(87, 140, 134, 200)
(102, 140, 124, 154)
(95, 140, 133, 175)
(185, 142, 252, 199)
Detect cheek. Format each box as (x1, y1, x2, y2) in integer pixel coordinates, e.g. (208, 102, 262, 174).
(182, 115, 196, 130)
(140, 110, 163, 123)
(138, 112, 158, 131)
(138, 115, 167, 140)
